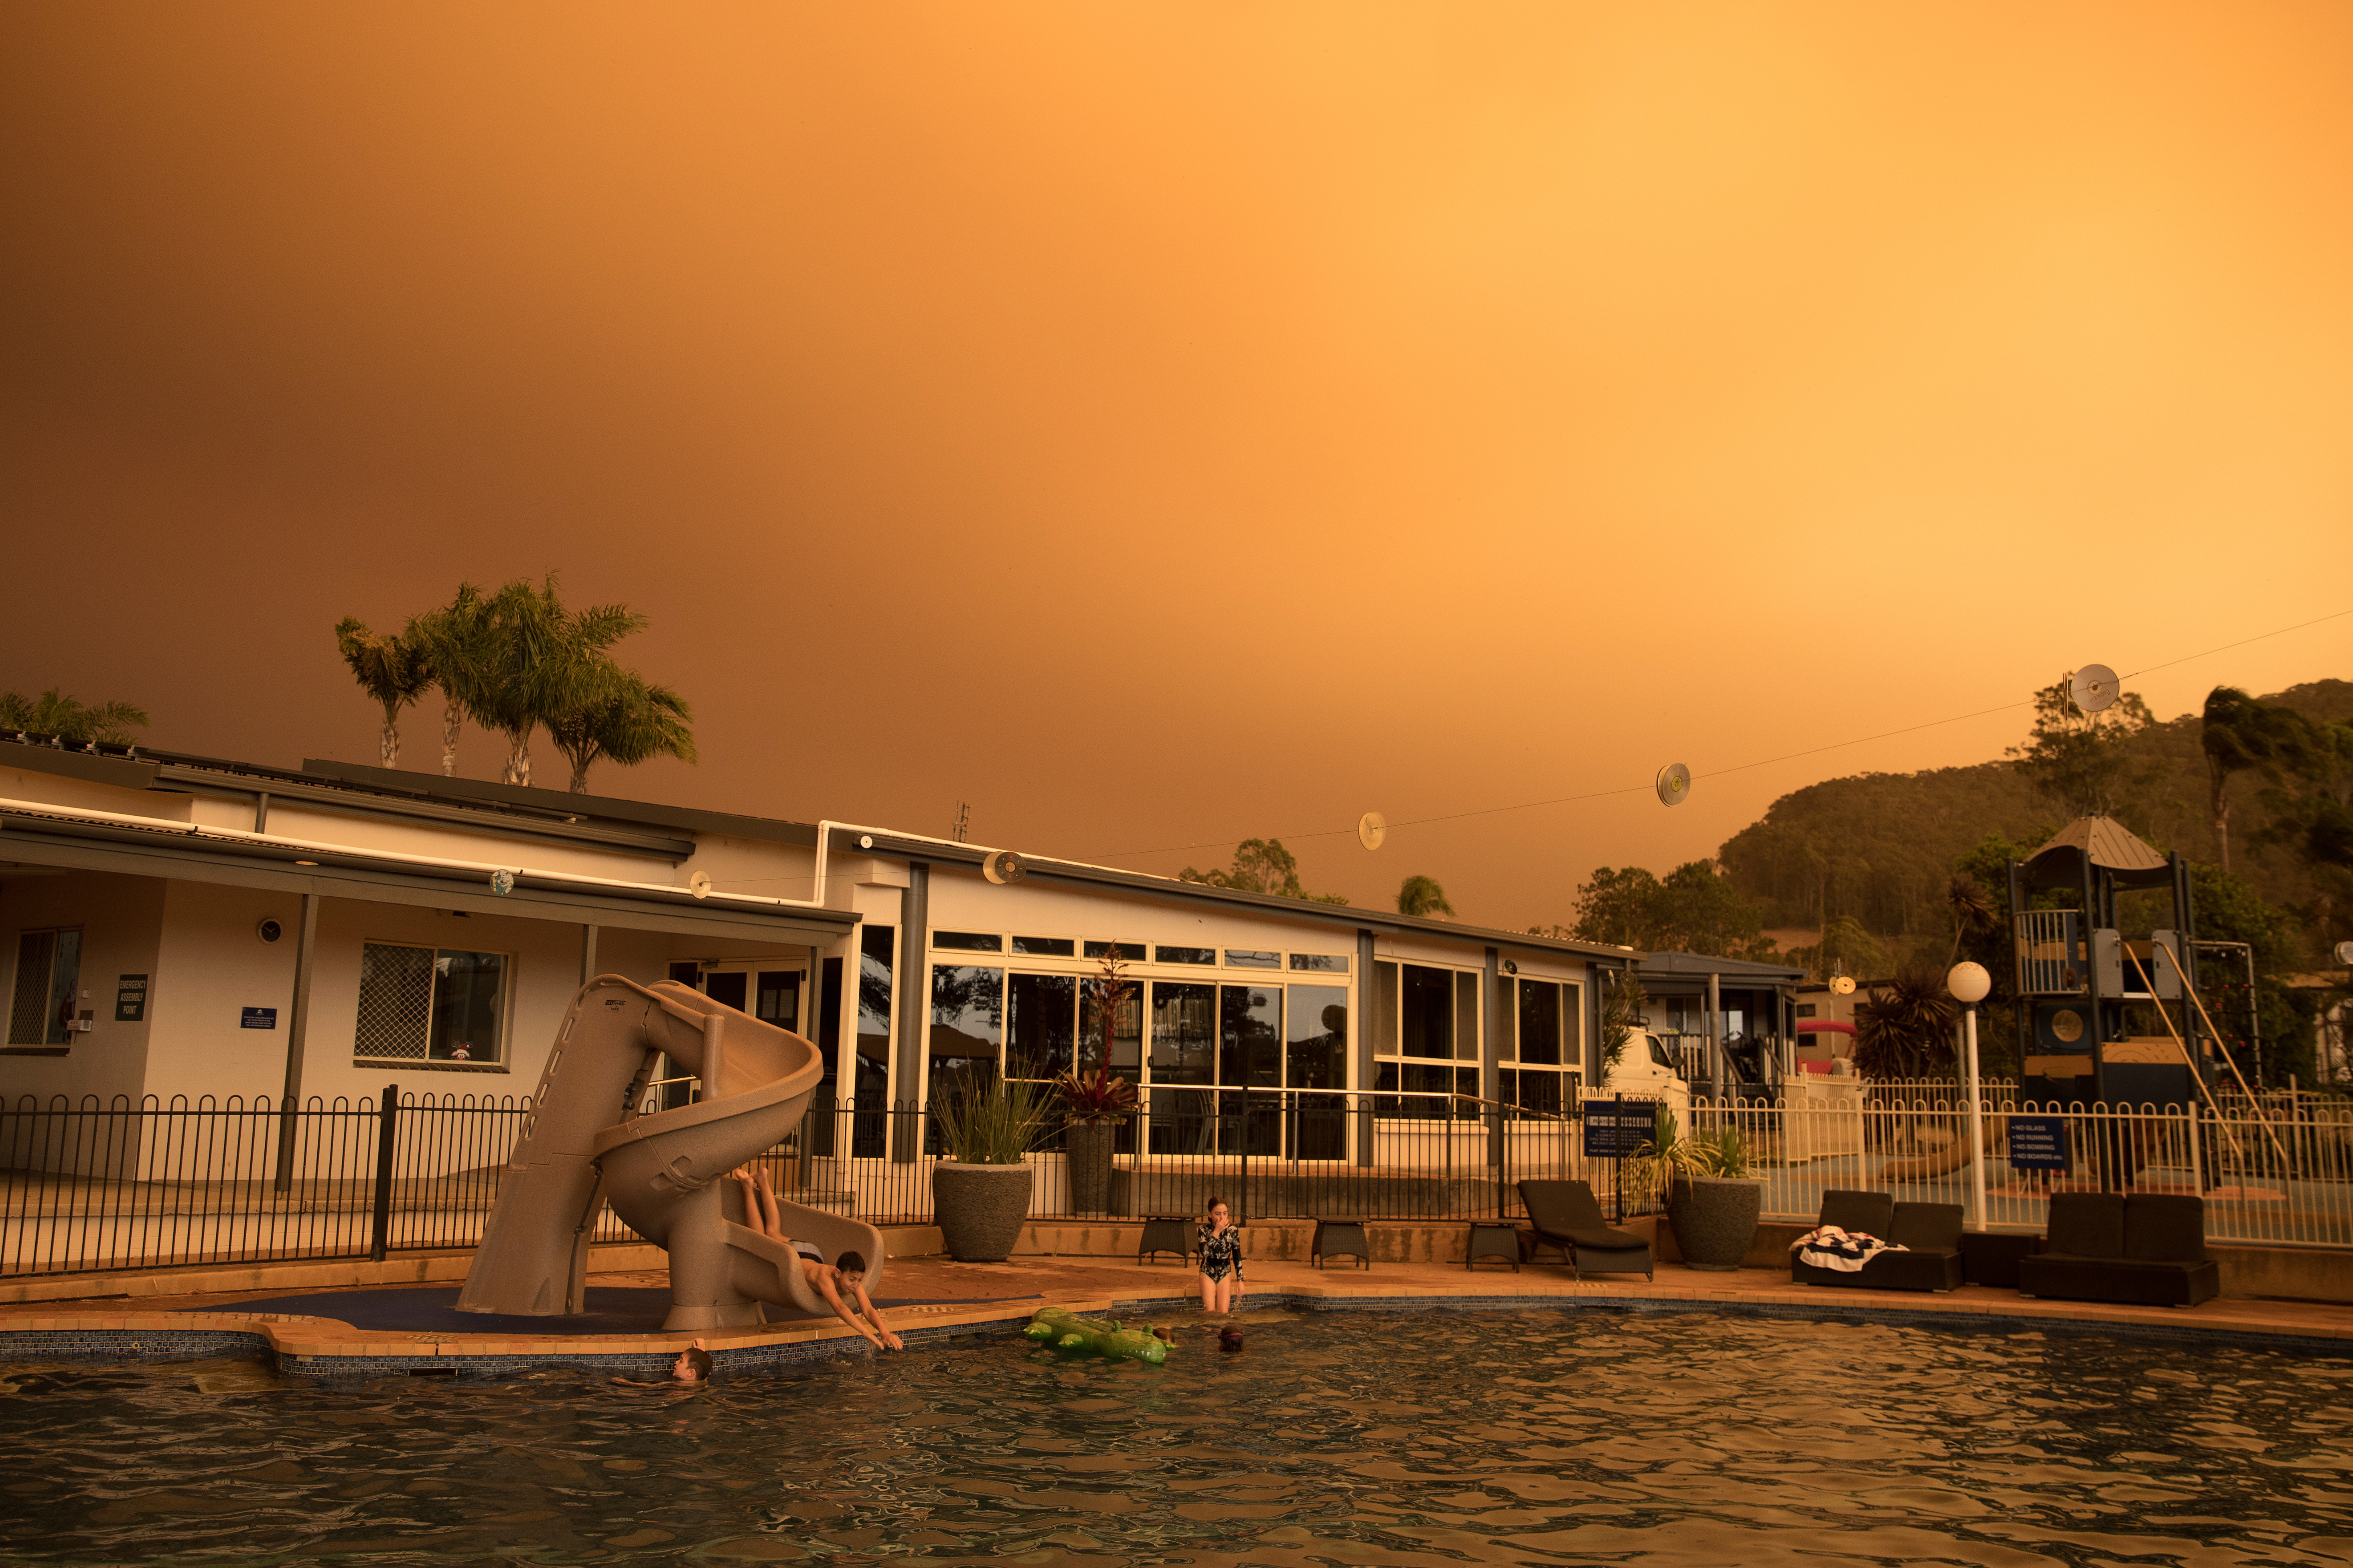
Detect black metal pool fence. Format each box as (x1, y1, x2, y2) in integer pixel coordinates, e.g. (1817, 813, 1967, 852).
(0, 1087, 1651, 1279)
(10, 1085, 2346, 1280)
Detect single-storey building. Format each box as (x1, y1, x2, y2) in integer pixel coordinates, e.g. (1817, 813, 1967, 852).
(0, 734, 1636, 1188)
(1634, 950, 1806, 1098)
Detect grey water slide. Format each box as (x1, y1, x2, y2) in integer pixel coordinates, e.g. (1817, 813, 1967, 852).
(458, 976, 886, 1331)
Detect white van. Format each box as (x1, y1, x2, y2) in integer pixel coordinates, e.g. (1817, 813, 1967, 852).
(1600, 1031, 1692, 1132)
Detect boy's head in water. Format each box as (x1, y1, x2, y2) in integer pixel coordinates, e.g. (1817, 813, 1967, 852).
(671, 1340, 713, 1382)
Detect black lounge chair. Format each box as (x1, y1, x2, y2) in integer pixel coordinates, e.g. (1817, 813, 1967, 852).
(1790, 1189, 1965, 1292)
(1517, 1180, 1653, 1281)
(2016, 1193, 2219, 1307)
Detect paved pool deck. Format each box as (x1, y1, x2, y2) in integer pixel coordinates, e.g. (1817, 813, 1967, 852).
(9, 1250, 2353, 1375)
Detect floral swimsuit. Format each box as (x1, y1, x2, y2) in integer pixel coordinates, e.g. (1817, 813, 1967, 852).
(1197, 1224, 1245, 1283)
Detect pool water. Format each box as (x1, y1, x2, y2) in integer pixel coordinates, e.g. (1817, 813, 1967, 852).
(6, 1306, 2353, 1566)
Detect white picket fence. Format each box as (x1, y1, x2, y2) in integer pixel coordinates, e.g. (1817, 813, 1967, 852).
(1689, 1091, 2353, 1248)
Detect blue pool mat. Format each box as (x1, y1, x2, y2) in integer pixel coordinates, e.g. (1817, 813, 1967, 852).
(176, 1286, 1039, 1336)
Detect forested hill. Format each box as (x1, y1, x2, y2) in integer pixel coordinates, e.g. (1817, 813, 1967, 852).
(1716, 678, 2353, 947)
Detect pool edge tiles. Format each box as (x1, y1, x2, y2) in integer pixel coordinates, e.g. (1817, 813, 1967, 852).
(7, 1282, 2353, 1374)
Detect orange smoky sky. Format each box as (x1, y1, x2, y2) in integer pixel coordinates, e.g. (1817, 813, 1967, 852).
(2, 2, 2348, 930)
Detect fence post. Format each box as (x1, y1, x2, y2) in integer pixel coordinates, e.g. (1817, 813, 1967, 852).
(368, 1083, 398, 1262)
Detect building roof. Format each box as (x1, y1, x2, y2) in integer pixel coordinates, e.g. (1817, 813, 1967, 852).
(0, 732, 1636, 964)
(1637, 950, 1807, 992)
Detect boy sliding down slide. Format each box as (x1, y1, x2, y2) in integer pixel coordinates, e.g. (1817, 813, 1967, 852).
(731, 1167, 905, 1351)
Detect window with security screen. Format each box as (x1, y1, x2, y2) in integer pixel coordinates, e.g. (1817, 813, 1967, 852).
(8, 928, 82, 1047)
(356, 941, 508, 1064)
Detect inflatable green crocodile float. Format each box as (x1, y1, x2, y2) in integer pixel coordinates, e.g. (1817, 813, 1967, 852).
(1022, 1305, 1167, 1364)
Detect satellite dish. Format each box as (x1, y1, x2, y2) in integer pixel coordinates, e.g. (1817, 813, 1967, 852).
(2336, 940, 2353, 967)
(982, 849, 1028, 885)
(2070, 664, 2119, 715)
(687, 871, 713, 900)
(1655, 763, 1691, 807)
(1831, 975, 1856, 997)
(1357, 812, 1387, 851)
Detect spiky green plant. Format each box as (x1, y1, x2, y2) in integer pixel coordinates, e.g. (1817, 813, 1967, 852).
(933, 1078, 1047, 1165)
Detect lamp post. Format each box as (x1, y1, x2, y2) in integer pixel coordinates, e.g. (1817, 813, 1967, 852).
(1947, 961, 1992, 1232)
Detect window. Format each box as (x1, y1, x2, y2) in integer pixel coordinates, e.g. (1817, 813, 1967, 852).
(1219, 984, 1282, 1087)
(1290, 953, 1349, 972)
(8, 928, 81, 1047)
(1012, 935, 1075, 956)
(1155, 946, 1215, 966)
(1007, 972, 1076, 1081)
(849, 928, 895, 1155)
(933, 931, 1002, 952)
(1285, 985, 1347, 1090)
(1148, 982, 1216, 1086)
(1084, 940, 1144, 960)
(1225, 950, 1280, 970)
(1374, 962, 1478, 1111)
(928, 964, 1003, 1108)
(1080, 973, 1143, 1074)
(356, 942, 508, 1064)
(1500, 978, 1580, 1116)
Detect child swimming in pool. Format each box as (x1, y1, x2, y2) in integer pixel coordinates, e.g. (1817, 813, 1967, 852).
(614, 1339, 712, 1386)
(731, 1167, 905, 1351)
(1196, 1197, 1244, 1315)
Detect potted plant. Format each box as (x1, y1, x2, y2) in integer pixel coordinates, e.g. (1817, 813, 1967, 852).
(931, 1078, 1047, 1262)
(1639, 1108, 1763, 1271)
(1055, 947, 1138, 1217)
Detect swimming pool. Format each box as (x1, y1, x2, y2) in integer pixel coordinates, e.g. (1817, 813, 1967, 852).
(5, 1305, 2349, 1565)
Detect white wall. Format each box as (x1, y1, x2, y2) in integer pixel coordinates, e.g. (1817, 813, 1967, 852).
(0, 868, 166, 1108)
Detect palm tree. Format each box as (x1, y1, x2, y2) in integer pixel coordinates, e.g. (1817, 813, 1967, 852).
(1396, 875, 1454, 918)
(471, 575, 647, 787)
(1852, 968, 1958, 1081)
(0, 687, 149, 743)
(2201, 686, 2307, 872)
(404, 583, 497, 776)
(546, 669, 697, 793)
(333, 618, 434, 767)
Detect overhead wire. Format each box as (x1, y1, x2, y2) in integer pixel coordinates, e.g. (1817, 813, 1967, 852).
(1086, 604, 2353, 865)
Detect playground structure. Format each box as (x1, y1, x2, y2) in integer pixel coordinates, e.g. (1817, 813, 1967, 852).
(457, 976, 885, 1331)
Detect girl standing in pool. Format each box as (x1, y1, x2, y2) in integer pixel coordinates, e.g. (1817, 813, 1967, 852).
(1196, 1197, 1245, 1315)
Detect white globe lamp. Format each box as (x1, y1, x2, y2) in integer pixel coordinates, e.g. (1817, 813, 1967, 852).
(1945, 961, 1991, 1231)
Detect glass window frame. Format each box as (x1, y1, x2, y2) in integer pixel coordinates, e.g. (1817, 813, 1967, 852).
(7, 926, 83, 1047)
(353, 938, 513, 1066)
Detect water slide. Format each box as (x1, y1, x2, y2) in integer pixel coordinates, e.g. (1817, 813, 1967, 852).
(459, 976, 886, 1331)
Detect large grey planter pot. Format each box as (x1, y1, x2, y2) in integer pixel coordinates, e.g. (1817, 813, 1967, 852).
(1064, 1121, 1118, 1217)
(932, 1161, 1033, 1262)
(1668, 1176, 1763, 1270)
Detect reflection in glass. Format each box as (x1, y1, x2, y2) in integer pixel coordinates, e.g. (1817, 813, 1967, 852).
(1012, 936, 1075, 956)
(1218, 985, 1281, 1087)
(755, 970, 801, 1034)
(1008, 972, 1076, 1081)
(1456, 971, 1480, 1062)
(1285, 986, 1347, 1089)
(1148, 982, 1215, 1085)
(1155, 946, 1215, 966)
(1289, 953, 1349, 972)
(810, 955, 844, 1157)
(1517, 979, 1562, 1065)
(429, 950, 505, 1064)
(933, 932, 1002, 952)
(855, 928, 895, 1156)
(1402, 965, 1453, 1058)
(927, 964, 1004, 1149)
(1083, 940, 1145, 960)
(1225, 950, 1279, 969)
(1080, 977, 1143, 1074)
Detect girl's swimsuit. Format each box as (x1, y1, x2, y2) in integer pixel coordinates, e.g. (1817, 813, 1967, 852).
(1197, 1224, 1245, 1283)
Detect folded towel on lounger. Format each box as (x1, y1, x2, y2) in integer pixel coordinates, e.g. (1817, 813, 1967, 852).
(1789, 1225, 1908, 1272)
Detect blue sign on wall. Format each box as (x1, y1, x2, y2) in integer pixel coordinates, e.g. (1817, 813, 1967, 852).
(2008, 1115, 2070, 1172)
(240, 1007, 278, 1030)
(1582, 1101, 1656, 1158)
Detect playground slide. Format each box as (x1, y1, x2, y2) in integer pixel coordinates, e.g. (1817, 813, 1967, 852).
(458, 976, 886, 1331)
(1880, 1115, 2008, 1182)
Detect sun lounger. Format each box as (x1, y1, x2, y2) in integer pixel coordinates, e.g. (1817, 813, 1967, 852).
(1517, 1179, 1653, 1281)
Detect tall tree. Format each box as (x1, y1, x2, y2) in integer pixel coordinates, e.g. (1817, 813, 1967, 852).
(1852, 969, 1959, 1081)
(2201, 686, 2306, 872)
(1571, 861, 1775, 958)
(442, 575, 647, 787)
(0, 687, 149, 744)
(546, 671, 697, 794)
(1395, 875, 1454, 918)
(333, 618, 434, 767)
(2007, 670, 2156, 823)
(1178, 838, 1350, 905)
(404, 582, 496, 776)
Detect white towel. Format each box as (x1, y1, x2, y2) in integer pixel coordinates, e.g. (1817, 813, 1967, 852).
(1791, 1224, 1907, 1272)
